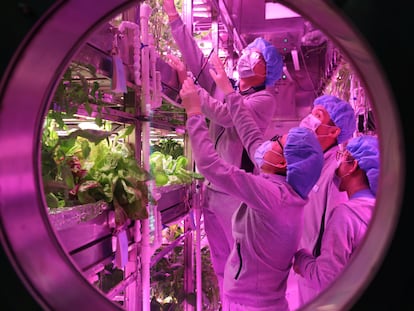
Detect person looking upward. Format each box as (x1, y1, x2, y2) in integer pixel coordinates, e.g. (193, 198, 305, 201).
(293, 135, 379, 303)
(289, 94, 356, 308)
(163, 0, 284, 299)
(178, 50, 323, 309)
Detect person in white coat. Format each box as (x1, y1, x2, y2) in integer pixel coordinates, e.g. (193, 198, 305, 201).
(163, 0, 284, 298)
(287, 94, 356, 308)
(292, 135, 379, 303)
(178, 53, 324, 311)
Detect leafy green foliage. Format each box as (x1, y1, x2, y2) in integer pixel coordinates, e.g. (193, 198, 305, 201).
(151, 225, 220, 310)
(151, 138, 184, 159)
(94, 263, 124, 294)
(149, 151, 203, 186)
(324, 61, 352, 102)
(52, 62, 107, 128)
(42, 115, 151, 225)
(146, 0, 182, 58)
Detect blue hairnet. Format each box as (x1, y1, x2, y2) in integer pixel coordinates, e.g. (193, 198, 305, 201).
(314, 95, 356, 144)
(245, 37, 283, 86)
(346, 135, 380, 195)
(284, 127, 324, 199)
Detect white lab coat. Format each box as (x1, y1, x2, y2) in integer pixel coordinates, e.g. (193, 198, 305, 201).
(170, 17, 277, 297)
(186, 90, 319, 310)
(187, 114, 304, 310)
(287, 143, 348, 309)
(294, 190, 375, 303)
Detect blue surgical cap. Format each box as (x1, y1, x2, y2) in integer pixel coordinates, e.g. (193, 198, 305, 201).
(346, 135, 380, 195)
(314, 95, 356, 144)
(284, 127, 324, 199)
(245, 37, 283, 87)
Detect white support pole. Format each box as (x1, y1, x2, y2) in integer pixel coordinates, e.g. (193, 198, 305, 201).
(140, 3, 152, 311)
(184, 215, 194, 311)
(149, 45, 161, 109)
(194, 180, 203, 311)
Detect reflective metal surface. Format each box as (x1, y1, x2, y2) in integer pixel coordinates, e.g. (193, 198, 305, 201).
(0, 1, 135, 310)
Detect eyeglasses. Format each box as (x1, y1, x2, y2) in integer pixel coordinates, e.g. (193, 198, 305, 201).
(241, 49, 264, 60)
(336, 150, 355, 163)
(270, 134, 284, 151)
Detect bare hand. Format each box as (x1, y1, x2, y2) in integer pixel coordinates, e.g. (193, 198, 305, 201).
(209, 52, 234, 95)
(179, 78, 202, 117)
(166, 54, 187, 84)
(292, 251, 303, 276)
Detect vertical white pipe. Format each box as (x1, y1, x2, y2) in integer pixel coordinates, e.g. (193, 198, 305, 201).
(154, 71, 162, 109)
(118, 21, 141, 86)
(194, 181, 203, 310)
(149, 46, 159, 109)
(140, 3, 152, 311)
(122, 18, 143, 310)
(133, 25, 142, 86)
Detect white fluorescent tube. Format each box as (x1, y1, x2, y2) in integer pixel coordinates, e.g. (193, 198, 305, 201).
(291, 49, 300, 71)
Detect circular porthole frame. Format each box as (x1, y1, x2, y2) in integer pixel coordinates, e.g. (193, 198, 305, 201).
(283, 1, 403, 310)
(0, 0, 404, 310)
(0, 1, 137, 310)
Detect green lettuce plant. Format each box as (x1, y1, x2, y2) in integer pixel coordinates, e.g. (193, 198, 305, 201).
(42, 113, 151, 225)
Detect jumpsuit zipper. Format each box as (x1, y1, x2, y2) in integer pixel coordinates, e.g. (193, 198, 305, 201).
(235, 242, 242, 279)
(214, 127, 225, 149)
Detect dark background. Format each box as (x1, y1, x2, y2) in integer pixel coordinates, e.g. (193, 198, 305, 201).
(1, 1, 412, 310)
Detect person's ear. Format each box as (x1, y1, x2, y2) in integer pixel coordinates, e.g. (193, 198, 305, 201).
(349, 159, 359, 174)
(330, 126, 341, 139)
(274, 159, 287, 169)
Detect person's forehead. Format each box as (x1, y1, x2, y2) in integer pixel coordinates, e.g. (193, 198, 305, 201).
(312, 104, 328, 114)
(243, 48, 264, 59)
(312, 104, 332, 120)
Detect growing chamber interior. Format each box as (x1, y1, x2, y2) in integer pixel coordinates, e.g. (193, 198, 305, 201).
(0, 0, 405, 311)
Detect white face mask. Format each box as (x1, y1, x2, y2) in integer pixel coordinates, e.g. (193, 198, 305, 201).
(254, 140, 283, 169)
(237, 50, 265, 79)
(299, 114, 322, 132)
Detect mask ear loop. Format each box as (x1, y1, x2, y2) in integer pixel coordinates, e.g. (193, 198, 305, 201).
(262, 147, 286, 170)
(249, 50, 266, 75)
(336, 156, 357, 179)
(270, 135, 284, 152)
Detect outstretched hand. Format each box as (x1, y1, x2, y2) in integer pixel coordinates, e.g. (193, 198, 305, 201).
(166, 54, 187, 84)
(179, 77, 202, 117)
(209, 52, 235, 95)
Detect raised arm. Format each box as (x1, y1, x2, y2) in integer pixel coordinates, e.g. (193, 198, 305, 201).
(179, 77, 286, 209)
(163, 0, 220, 97)
(209, 53, 266, 159)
